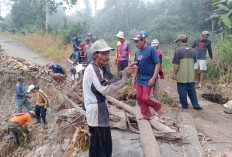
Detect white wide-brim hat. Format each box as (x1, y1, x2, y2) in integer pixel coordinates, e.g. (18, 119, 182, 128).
(116, 31, 124, 39)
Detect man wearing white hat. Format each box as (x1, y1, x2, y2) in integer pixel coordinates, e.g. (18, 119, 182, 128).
(115, 31, 132, 74)
(83, 39, 137, 157)
(27, 84, 48, 124)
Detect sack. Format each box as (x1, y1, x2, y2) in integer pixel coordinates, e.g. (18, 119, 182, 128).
(73, 126, 90, 152)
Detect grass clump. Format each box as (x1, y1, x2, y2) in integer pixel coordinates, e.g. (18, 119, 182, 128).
(159, 91, 177, 108)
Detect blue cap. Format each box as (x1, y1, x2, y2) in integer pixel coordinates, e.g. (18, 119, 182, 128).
(142, 31, 148, 37)
(17, 76, 25, 82)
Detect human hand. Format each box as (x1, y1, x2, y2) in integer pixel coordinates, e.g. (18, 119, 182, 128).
(125, 62, 138, 75)
(25, 94, 30, 98)
(44, 105, 48, 109)
(160, 74, 164, 79)
(148, 77, 156, 87)
(211, 59, 216, 65)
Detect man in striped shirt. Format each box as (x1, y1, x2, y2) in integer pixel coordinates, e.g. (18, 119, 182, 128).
(83, 39, 137, 157)
(27, 85, 49, 124)
(115, 31, 132, 74)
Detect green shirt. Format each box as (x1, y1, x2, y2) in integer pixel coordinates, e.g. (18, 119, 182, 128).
(172, 44, 196, 83)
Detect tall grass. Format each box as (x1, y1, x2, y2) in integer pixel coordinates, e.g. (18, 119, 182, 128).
(1, 33, 72, 59)
(205, 38, 232, 81)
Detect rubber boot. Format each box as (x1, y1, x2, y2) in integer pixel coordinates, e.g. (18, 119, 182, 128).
(35, 117, 41, 124)
(42, 118, 47, 125)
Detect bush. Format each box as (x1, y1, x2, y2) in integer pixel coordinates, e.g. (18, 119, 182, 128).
(205, 38, 232, 80)
(61, 22, 88, 45)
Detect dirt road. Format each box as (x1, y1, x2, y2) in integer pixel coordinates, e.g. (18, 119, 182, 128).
(159, 78, 232, 156)
(0, 35, 49, 65)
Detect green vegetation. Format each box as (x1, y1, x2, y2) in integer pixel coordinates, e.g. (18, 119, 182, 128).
(159, 92, 177, 108)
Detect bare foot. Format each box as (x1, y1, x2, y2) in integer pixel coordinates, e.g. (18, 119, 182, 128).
(158, 108, 165, 116)
(138, 116, 152, 120)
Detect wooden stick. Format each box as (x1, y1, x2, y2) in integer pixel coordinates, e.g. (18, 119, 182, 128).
(149, 118, 176, 133)
(135, 106, 161, 157)
(64, 95, 85, 115)
(177, 112, 204, 157)
(106, 96, 136, 115)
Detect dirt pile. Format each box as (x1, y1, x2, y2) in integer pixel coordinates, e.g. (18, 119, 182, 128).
(0, 56, 87, 157)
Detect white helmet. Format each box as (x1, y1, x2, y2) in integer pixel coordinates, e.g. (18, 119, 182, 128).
(27, 84, 35, 93)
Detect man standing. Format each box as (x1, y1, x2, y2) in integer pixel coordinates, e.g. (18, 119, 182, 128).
(27, 85, 48, 124)
(142, 30, 151, 46)
(8, 110, 35, 146)
(172, 34, 202, 110)
(70, 64, 85, 90)
(192, 31, 215, 88)
(46, 63, 67, 85)
(131, 32, 163, 120)
(115, 31, 132, 74)
(87, 33, 95, 43)
(83, 39, 137, 157)
(151, 39, 164, 100)
(15, 77, 33, 113)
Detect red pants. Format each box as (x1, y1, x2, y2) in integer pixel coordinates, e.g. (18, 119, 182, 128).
(136, 83, 162, 119)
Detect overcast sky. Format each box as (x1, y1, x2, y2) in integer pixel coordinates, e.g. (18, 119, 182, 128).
(0, 0, 155, 18)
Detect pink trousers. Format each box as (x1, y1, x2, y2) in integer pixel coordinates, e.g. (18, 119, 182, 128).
(136, 83, 162, 119)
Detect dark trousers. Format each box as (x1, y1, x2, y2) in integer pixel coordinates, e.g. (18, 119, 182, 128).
(177, 82, 200, 109)
(35, 105, 47, 119)
(8, 121, 29, 146)
(117, 60, 128, 74)
(89, 126, 112, 157)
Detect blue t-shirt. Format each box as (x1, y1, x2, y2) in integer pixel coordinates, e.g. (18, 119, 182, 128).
(52, 64, 64, 74)
(134, 46, 160, 87)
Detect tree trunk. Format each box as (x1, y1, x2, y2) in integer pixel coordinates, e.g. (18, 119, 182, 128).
(135, 106, 161, 157)
(149, 118, 176, 133)
(106, 96, 136, 115)
(64, 95, 85, 115)
(177, 112, 204, 157)
(45, 0, 49, 33)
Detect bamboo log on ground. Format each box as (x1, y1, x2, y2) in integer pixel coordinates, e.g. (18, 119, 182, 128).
(149, 118, 176, 133)
(107, 96, 177, 133)
(106, 95, 136, 115)
(64, 95, 85, 115)
(177, 112, 204, 157)
(135, 106, 161, 157)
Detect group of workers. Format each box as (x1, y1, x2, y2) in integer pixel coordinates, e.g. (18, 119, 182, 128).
(8, 76, 48, 146)
(8, 30, 214, 157)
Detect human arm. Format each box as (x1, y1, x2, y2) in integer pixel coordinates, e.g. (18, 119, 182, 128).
(128, 42, 132, 63)
(148, 62, 160, 87)
(132, 70, 138, 88)
(158, 55, 164, 79)
(115, 45, 118, 65)
(15, 84, 26, 97)
(192, 40, 196, 49)
(148, 48, 160, 86)
(172, 65, 179, 80)
(208, 41, 216, 64)
(172, 48, 180, 80)
(90, 63, 137, 95)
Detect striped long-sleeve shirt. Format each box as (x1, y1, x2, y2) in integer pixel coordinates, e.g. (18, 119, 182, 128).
(32, 89, 48, 106)
(115, 41, 132, 61)
(83, 63, 130, 127)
